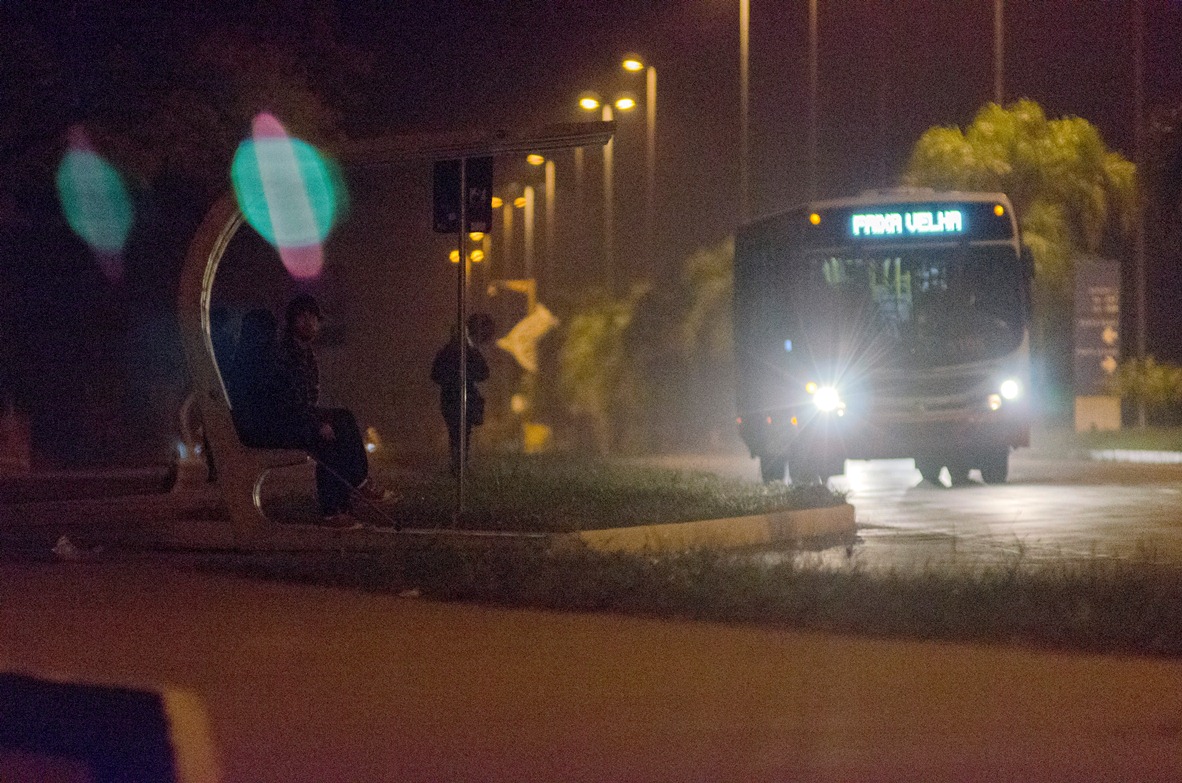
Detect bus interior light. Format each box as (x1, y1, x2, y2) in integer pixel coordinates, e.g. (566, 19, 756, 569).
(999, 378, 1021, 400)
(988, 394, 1002, 411)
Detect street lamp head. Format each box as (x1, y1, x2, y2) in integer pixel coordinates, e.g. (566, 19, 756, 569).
(491, 196, 504, 209)
(526, 154, 545, 166)
(622, 55, 645, 72)
(578, 91, 602, 111)
(513, 196, 526, 208)
(614, 94, 637, 112)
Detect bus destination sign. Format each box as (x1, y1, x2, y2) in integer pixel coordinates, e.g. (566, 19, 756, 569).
(851, 209, 964, 238)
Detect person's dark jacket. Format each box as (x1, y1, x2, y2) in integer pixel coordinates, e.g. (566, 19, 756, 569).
(430, 335, 489, 425)
(224, 312, 318, 446)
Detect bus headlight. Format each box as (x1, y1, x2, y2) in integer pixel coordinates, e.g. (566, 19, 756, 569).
(812, 385, 844, 413)
(999, 378, 1021, 400)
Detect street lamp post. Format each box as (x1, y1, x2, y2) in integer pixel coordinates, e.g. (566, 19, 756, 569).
(623, 56, 657, 274)
(579, 93, 635, 296)
(602, 104, 615, 295)
(994, 0, 1004, 104)
(808, 0, 818, 200)
(739, 0, 750, 220)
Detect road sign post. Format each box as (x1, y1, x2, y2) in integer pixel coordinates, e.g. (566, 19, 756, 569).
(1073, 256, 1121, 432)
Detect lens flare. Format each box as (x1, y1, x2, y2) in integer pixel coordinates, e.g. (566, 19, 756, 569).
(55, 126, 133, 280)
(231, 113, 343, 279)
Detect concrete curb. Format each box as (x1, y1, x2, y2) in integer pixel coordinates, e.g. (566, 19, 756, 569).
(1089, 448, 1182, 464)
(559, 503, 856, 554)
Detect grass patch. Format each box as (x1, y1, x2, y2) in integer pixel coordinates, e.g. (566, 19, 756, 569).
(200, 540, 1182, 658)
(358, 455, 844, 533)
(1073, 426, 1182, 453)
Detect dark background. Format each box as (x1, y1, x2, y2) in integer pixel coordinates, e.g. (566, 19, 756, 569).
(2, 1, 1180, 465)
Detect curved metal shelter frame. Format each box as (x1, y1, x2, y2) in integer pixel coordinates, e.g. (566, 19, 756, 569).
(177, 122, 613, 545)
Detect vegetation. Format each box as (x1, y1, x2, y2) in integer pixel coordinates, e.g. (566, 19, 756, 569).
(555, 285, 652, 454)
(1107, 357, 1182, 419)
(905, 100, 1137, 414)
(351, 455, 845, 533)
(202, 541, 1182, 658)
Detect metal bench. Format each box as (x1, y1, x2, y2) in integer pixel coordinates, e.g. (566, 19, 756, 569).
(177, 194, 310, 544)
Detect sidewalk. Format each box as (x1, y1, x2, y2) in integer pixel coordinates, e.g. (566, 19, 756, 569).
(1, 559, 1178, 782)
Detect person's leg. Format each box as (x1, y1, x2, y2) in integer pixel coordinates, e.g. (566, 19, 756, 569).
(322, 408, 368, 487)
(310, 408, 369, 514)
(445, 416, 461, 476)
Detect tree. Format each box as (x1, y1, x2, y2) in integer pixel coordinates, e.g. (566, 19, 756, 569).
(904, 100, 1136, 413)
(556, 285, 650, 454)
(677, 237, 737, 447)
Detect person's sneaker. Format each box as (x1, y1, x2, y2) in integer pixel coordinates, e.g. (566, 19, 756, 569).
(319, 511, 363, 530)
(367, 516, 403, 532)
(355, 478, 396, 504)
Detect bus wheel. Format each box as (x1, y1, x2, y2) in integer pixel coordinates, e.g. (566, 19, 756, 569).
(946, 459, 974, 486)
(759, 454, 787, 483)
(979, 449, 1009, 484)
(915, 456, 944, 486)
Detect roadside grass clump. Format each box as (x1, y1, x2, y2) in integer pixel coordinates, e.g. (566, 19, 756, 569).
(362, 455, 844, 533)
(202, 538, 1182, 658)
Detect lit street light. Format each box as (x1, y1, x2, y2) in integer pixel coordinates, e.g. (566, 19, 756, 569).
(622, 54, 658, 279)
(525, 155, 558, 294)
(579, 90, 637, 296)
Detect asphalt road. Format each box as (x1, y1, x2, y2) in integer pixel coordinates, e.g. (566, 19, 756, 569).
(646, 449, 1182, 568)
(2, 561, 1179, 782)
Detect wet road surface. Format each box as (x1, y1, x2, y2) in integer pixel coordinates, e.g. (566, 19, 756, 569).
(648, 450, 1182, 568)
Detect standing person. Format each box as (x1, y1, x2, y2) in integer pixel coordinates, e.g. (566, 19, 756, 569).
(431, 313, 495, 475)
(278, 294, 392, 527)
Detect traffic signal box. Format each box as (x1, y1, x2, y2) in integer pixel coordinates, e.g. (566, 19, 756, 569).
(433, 157, 494, 234)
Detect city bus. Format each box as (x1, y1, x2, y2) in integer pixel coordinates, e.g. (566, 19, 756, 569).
(733, 189, 1033, 485)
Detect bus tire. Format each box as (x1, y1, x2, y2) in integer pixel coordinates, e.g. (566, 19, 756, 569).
(915, 456, 944, 486)
(979, 449, 1009, 484)
(946, 458, 974, 486)
(759, 454, 787, 483)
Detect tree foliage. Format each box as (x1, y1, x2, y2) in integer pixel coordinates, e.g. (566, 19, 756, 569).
(678, 237, 734, 363)
(557, 285, 650, 454)
(904, 99, 1136, 293)
(1108, 357, 1182, 414)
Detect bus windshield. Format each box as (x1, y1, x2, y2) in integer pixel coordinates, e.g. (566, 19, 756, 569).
(797, 245, 1024, 366)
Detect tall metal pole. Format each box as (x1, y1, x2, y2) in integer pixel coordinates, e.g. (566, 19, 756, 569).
(544, 160, 556, 293)
(645, 66, 657, 274)
(739, 0, 750, 221)
(603, 104, 615, 295)
(523, 184, 536, 280)
(808, 0, 818, 201)
(456, 158, 469, 517)
(501, 199, 514, 277)
(994, 0, 1004, 104)
(1133, 0, 1147, 426)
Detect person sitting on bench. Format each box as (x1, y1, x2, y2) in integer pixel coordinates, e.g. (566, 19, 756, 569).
(225, 297, 391, 528)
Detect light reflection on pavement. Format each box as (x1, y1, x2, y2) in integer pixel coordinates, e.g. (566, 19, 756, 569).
(648, 450, 1182, 569)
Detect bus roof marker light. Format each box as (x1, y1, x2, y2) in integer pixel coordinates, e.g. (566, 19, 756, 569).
(809, 213, 821, 225)
(994, 204, 1005, 217)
